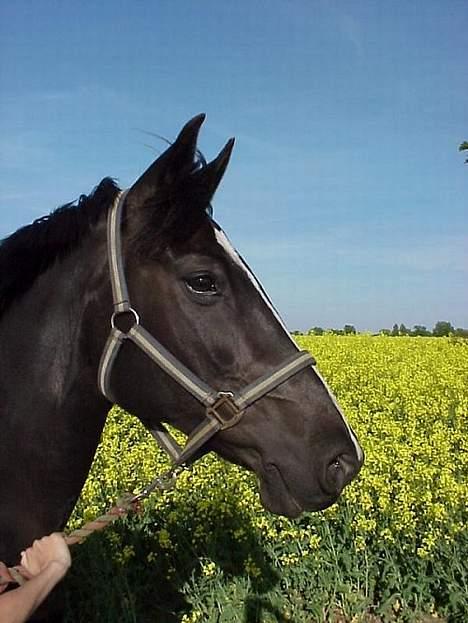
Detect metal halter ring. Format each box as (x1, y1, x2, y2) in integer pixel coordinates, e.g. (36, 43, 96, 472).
(110, 307, 140, 331)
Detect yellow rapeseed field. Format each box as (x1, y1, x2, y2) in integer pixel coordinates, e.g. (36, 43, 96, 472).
(67, 336, 468, 621)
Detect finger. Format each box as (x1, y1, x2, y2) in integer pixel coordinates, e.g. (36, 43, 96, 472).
(15, 565, 33, 581)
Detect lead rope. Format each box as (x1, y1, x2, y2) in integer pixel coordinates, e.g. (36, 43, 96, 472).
(0, 465, 183, 591)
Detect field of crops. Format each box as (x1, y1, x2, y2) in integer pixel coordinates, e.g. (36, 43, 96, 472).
(64, 336, 468, 622)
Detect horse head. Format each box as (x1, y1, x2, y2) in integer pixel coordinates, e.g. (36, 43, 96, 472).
(92, 115, 363, 518)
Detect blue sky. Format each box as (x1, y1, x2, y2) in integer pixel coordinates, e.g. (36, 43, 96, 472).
(1, 1, 467, 332)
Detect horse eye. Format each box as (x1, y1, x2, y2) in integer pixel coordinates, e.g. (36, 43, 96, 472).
(185, 274, 218, 295)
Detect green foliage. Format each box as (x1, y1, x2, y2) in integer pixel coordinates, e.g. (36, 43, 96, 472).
(64, 336, 468, 622)
(459, 141, 468, 163)
(308, 326, 357, 336)
(411, 325, 430, 337)
(381, 321, 466, 338)
(308, 326, 324, 336)
(433, 321, 455, 337)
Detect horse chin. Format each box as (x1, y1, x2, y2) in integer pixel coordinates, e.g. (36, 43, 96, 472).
(257, 463, 303, 518)
(259, 480, 303, 518)
(258, 464, 339, 517)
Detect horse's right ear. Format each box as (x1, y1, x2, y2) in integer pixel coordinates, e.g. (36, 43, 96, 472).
(126, 114, 206, 208)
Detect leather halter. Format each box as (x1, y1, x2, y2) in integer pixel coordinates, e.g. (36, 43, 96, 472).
(98, 191, 316, 466)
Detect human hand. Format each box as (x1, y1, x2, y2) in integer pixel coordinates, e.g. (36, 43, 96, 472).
(19, 533, 71, 579)
(0, 561, 14, 593)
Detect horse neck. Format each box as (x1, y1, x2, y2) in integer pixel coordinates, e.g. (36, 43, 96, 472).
(0, 229, 112, 558)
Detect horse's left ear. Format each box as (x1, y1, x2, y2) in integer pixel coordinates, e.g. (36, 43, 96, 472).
(192, 137, 235, 202)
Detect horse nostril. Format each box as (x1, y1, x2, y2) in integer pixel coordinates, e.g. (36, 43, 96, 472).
(324, 454, 359, 495)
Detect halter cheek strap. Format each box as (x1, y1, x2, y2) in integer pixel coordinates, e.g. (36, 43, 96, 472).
(98, 191, 315, 466)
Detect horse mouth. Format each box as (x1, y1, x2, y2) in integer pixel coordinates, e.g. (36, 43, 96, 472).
(258, 464, 304, 518)
(259, 463, 339, 518)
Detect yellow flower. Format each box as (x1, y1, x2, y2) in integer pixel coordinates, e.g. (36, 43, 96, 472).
(158, 528, 172, 550)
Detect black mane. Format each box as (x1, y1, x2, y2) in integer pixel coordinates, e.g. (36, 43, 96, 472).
(0, 145, 214, 319)
(0, 178, 120, 318)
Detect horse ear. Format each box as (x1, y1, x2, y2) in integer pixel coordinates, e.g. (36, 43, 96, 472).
(192, 137, 235, 201)
(127, 114, 206, 207)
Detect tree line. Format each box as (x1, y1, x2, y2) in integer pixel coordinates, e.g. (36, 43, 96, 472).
(291, 321, 468, 338)
(380, 321, 468, 337)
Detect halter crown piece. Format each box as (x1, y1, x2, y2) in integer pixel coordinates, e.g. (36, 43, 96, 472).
(98, 191, 316, 467)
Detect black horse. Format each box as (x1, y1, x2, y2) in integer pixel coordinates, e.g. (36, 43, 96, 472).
(0, 115, 363, 576)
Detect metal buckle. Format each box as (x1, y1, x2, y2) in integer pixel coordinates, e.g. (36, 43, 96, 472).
(129, 465, 184, 504)
(207, 392, 244, 430)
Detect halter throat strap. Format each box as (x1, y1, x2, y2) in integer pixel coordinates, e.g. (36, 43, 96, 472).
(98, 191, 315, 466)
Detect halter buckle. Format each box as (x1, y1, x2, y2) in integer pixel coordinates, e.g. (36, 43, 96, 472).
(207, 392, 244, 430)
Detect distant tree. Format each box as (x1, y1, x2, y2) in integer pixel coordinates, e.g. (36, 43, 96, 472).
(460, 141, 468, 164)
(380, 328, 391, 336)
(343, 324, 356, 335)
(399, 323, 409, 336)
(453, 327, 468, 338)
(308, 326, 324, 336)
(291, 330, 303, 336)
(433, 321, 454, 337)
(412, 325, 430, 337)
(391, 323, 399, 337)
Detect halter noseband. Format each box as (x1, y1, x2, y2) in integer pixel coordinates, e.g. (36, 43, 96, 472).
(98, 191, 315, 466)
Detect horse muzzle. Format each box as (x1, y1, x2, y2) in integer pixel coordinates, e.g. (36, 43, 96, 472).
(257, 447, 363, 518)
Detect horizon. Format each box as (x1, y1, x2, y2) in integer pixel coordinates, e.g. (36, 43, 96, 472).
(293, 321, 468, 333)
(292, 321, 468, 335)
(1, 1, 467, 332)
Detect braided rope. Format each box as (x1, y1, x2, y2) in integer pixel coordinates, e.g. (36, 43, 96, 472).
(64, 494, 138, 545)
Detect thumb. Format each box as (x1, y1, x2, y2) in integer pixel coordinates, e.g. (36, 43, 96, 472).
(15, 564, 33, 581)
